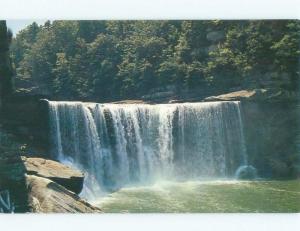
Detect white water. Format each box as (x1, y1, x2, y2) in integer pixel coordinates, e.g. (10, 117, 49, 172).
(48, 101, 247, 200)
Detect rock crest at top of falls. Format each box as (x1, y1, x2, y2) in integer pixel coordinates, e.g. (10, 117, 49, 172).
(21, 156, 84, 194)
(204, 89, 266, 101)
(203, 89, 298, 102)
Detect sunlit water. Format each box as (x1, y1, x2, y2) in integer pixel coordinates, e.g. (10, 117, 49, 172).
(95, 180, 300, 213)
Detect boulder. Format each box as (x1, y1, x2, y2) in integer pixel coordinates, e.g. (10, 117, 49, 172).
(21, 156, 84, 194)
(235, 165, 257, 180)
(1, 155, 100, 212)
(26, 175, 101, 213)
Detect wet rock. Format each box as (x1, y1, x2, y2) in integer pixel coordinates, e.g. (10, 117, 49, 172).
(21, 156, 84, 194)
(269, 159, 290, 177)
(235, 165, 257, 180)
(26, 175, 101, 213)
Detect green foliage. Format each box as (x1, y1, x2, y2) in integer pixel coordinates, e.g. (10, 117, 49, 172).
(10, 20, 300, 101)
(0, 20, 13, 97)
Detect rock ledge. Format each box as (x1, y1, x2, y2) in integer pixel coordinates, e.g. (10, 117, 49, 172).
(22, 156, 84, 194)
(26, 175, 101, 213)
(1, 155, 101, 213)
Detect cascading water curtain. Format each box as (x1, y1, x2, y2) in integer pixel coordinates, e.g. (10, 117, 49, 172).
(48, 101, 247, 200)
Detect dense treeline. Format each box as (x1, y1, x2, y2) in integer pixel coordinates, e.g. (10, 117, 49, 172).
(0, 21, 13, 98)
(11, 20, 300, 101)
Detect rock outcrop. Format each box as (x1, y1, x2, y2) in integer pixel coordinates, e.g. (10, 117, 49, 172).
(26, 175, 101, 213)
(0, 95, 49, 157)
(204, 89, 298, 102)
(0, 155, 101, 213)
(203, 89, 269, 102)
(202, 88, 299, 178)
(22, 157, 84, 194)
(241, 101, 299, 178)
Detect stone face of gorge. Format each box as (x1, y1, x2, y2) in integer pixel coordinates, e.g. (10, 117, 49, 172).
(203, 89, 298, 178)
(242, 101, 299, 178)
(0, 95, 50, 157)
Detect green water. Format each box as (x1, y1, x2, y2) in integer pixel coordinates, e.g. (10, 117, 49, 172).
(96, 180, 300, 213)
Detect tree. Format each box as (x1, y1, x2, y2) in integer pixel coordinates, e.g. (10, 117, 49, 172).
(10, 20, 300, 101)
(0, 20, 13, 98)
(87, 34, 121, 100)
(53, 53, 73, 98)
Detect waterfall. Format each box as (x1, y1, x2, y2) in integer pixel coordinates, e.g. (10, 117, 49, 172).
(48, 101, 247, 199)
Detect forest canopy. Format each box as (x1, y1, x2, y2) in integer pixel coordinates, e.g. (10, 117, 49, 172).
(0, 21, 13, 98)
(10, 20, 300, 101)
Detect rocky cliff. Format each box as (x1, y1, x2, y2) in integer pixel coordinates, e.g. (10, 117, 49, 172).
(0, 95, 49, 156)
(205, 89, 299, 178)
(0, 88, 299, 212)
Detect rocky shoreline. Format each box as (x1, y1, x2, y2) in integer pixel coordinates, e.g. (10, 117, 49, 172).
(0, 155, 101, 213)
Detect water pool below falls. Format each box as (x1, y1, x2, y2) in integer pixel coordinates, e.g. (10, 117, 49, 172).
(48, 101, 248, 200)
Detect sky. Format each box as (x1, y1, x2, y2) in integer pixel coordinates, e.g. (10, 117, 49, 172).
(6, 20, 47, 36)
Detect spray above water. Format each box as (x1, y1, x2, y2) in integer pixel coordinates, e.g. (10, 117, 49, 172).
(48, 101, 247, 199)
